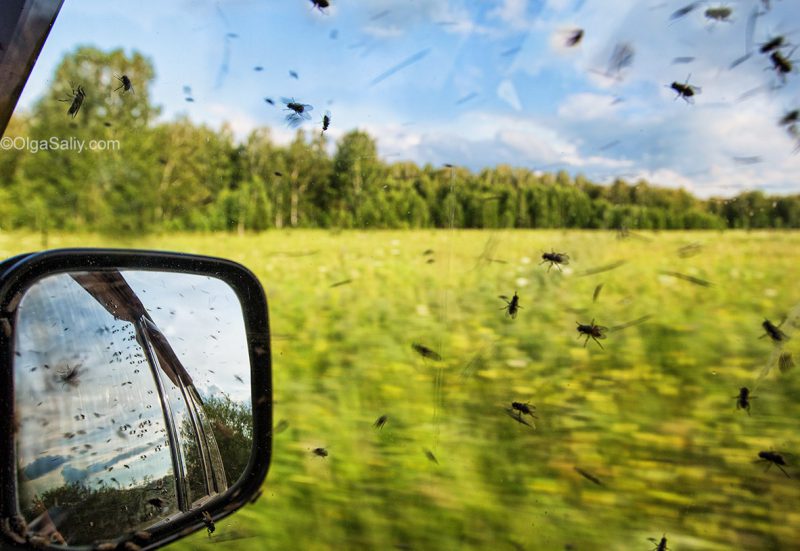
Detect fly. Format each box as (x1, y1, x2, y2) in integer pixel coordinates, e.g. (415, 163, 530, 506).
(734, 387, 755, 415)
(705, 6, 733, 22)
(321, 110, 332, 134)
(114, 74, 133, 94)
(60, 85, 86, 118)
(202, 511, 215, 538)
(564, 28, 584, 47)
(757, 450, 791, 478)
(312, 447, 328, 458)
(373, 414, 388, 429)
(576, 319, 608, 349)
(310, 0, 330, 13)
(424, 448, 439, 464)
(761, 318, 789, 343)
(499, 291, 521, 319)
(541, 250, 570, 271)
(412, 342, 442, 361)
(57, 364, 83, 389)
(282, 97, 313, 127)
(648, 535, 669, 551)
(669, 74, 701, 103)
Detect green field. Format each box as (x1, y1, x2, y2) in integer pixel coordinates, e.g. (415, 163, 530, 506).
(3, 230, 800, 550)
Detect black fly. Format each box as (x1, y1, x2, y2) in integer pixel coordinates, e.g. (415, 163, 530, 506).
(499, 291, 521, 319)
(734, 387, 755, 415)
(576, 319, 608, 349)
(321, 110, 331, 134)
(57, 364, 83, 389)
(202, 511, 215, 538)
(310, 0, 330, 13)
(282, 97, 313, 127)
(705, 6, 733, 22)
(761, 35, 790, 54)
(60, 85, 86, 118)
(541, 250, 570, 271)
(671, 2, 701, 20)
(412, 342, 442, 361)
(424, 449, 439, 464)
(312, 447, 328, 458)
(648, 535, 669, 551)
(564, 29, 584, 47)
(769, 49, 796, 81)
(669, 74, 701, 103)
(373, 414, 388, 429)
(114, 74, 133, 94)
(757, 450, 791, 478)
(761, 318, 789, 343)
(505, 401, 537, 428)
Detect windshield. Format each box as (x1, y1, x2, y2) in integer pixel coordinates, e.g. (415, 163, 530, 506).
(2, 1, 800, 549)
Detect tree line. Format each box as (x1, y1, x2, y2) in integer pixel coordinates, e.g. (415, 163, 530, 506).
(1, 46, 799, 235)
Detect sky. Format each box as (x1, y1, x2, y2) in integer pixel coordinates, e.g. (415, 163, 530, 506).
(15, 0, 800, 197)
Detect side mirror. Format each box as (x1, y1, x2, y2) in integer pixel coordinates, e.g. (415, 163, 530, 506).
(0, 249, 271, 550)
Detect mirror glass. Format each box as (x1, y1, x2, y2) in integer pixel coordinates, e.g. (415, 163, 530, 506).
(13, 269, 253, 546)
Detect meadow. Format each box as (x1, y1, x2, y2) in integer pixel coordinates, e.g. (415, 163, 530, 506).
(2, 230, 799, 551)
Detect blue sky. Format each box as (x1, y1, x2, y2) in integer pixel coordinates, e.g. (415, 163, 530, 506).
(16, 0, 800, 197)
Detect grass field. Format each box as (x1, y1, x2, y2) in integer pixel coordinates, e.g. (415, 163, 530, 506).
(3, 230, 800, 550)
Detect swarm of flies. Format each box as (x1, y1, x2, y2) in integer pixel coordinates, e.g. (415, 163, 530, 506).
(576, 319, 608, 349)
(734, 387, 755, 415)
(282, 97, 313, 127)
(669, 74, 702, 103)
(541, 250, 570, 271)
(757, 450, 791, 478)
(499, 291, 521, 319)
(59, 84, 86, 118)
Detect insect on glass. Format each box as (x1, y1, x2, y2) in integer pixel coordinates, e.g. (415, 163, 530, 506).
(282, 97, 313, 127)
(757, 450, 791, 478)
(541, 250, 569, 271)
(576, 319, 608, 349)
(734, 387, 755, 415)
(669, 74, 701, 103)
(499, 291, 521, 319)
(60, 84, 86, 117)
(114, 74, 133, 94)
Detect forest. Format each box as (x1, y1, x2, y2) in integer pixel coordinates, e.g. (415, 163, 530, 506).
(1, 46, 799, 236)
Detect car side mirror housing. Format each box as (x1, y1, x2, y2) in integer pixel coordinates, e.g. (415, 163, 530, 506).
(0, 249, 271, 550)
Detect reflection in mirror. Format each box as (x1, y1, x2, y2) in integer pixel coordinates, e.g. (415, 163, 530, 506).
(13, 270, 252, 546)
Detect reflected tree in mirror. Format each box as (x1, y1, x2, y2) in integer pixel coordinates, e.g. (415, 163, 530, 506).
(13, 269, 252, 546)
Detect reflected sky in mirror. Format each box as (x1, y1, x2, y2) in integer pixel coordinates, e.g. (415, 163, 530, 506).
(13, 269, 251, 545)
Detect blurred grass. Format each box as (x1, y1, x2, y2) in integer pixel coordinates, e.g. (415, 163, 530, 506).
(2, 230, 800, 551)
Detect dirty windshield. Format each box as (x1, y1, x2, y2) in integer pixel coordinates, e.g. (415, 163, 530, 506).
(2, 1, 800, 549)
